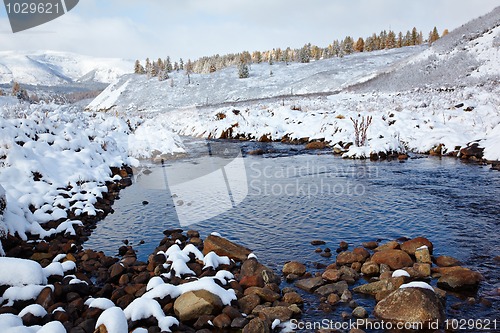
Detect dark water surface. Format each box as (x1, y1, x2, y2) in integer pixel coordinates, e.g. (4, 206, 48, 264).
(86, 139, 500, 331)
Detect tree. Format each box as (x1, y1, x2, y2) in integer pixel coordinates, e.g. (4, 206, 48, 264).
(386, 30, 396, 49)
(12, 81, 21, 96)
(442, 29, 449, 37)
(174, 61, 179, 71)
(145, 58, 152, 78)
(298, 44, 311, 63)
(342, 36, 354, 54)
(411, 27, 419, 45)
(134, 60, 145, 74)
(429, 26, 440, 44)
(165, 56, 173, 72)
(238, 57, 249, 78)
(185, 59, 193, 84)
(354, 37, 365, 52)
(179, 58, 184, 70)
(397, 32, 404, 48)
(268, 53, 274, 65)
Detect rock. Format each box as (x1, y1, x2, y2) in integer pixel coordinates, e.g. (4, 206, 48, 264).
(460, 142, 484, 160)
(327, 293, 340, 305)
(203, 235, 252, 261)
(258, 306, 293, 322)
(305, 141, 327, 150)
(314, 281, 349, 297)
(374, 287, 445, 329)
(248, 149, 265, 155)
(362, 241, 379, 249)
(340, 289, 353, 302)
(371, 250, 413, 270)
(400, 237, 433, 255)
(361, 262, 379, 276)
(352, 306, 368, 318)
(244, 287, 280, 302)
(311, 240, 326, 245)
(243, 317, 270, 333)
(374, 241, 400, 252)
(238, 294, 261, 314)
(412, 263, 431, 278)
(437, 267, 482, 291)
(213, 313, 232, 328)
(415, 247, 432, 264)
(295, 276, 324, 293)
(108, 263, 126, 282)
(283, 292, 303, 304)
(435, 255, 461, 267)
(232, 317, 249, 329)
(336, 251, 366, 265)
(173, 290, 223, 321)
(339, 241, 349, 250)
(353, 277, 405, 296)
(322, 269, 342, 282)
(240, 258, 280, 287)
(36, 287, 54, 310)
(282, 261, 306, 276)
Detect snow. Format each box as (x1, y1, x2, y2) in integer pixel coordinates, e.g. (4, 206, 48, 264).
(2, 285, 51, 306)
(0, 258, 47, 286)
(85, 297, 115, 310)
(18, 304, 47, 318)
(95, 307, 128, 333)
(416, 245, 428, 250)
(399, 281, 435, 292)
(124, 297, 165, 322)
(158, 316, 179, 332)
(272, 319, 281, 329)
(43, 262, 64, 278)
(36, 321, 66, 333)
(392, 269, 411, 278)
(203, 252, 230, 270)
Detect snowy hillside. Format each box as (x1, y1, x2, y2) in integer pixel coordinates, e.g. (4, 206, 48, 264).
(0, 51, 133, 86)
(351, 6, 500, 92)
(86, 46, 423, 113)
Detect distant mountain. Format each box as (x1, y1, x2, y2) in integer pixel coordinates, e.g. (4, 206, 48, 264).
(0, 51, 133, 86)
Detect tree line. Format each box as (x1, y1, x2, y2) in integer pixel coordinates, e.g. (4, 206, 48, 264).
(134, 26, 447, 80)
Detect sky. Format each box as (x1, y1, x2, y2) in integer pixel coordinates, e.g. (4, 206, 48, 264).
(0, 0, 499, 62)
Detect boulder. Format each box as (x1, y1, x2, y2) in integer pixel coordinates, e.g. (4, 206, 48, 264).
(213, 313, 232, 329)
(460, 142, 484, 160)
(314, 281, 349, 297)
(374, 287, 445, 329)
(435, 255, 461, 267)
(282, 292, 303, 305)
(322, 269, 342, 282)
(353, 277, 405, 296)
(436, 267, 482, 291)
(238, 294, 261, 314)
(361, 262, 379, 276)
(173, 290, 223, 321)
(243, 317, 270, 333)
(415, 246, 432, 264)
(295, 276, 324, 293)
(305, 141, 327, 150)
(203, 235, 252, 261)
(258, 306, 293, 322)
(374, 241, 400, 252)
(371, 250, 413, 270)
(336, 251, 366, 265)
(240, 258, 280, 288)
(362, 241, 379, 249)
(282, 261, 306, 276)
(400, 237, 433, 255)
(244, 287, 280, 302)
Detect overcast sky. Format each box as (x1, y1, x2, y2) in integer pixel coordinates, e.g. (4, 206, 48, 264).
(0, 0, 498, 61)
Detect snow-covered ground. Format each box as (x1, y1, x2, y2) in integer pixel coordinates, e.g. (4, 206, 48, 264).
(0, 50, 133, 86)
(0, 97, 184, 254)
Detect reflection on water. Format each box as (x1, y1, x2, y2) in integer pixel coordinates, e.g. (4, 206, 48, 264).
(85, 139, 500, 328)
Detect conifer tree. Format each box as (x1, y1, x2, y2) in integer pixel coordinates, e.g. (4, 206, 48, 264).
(134, 60, 145, 74)
(185, 59, 193, 84)
(165, 56, 173, 72)
(238, 57, 249, 78)
(145, 58, 152, 78)
(179, 58, 184, 70)
(386, 30, 396, 49)
(354, 37, 365, 52)
(429, 27, 440, 44)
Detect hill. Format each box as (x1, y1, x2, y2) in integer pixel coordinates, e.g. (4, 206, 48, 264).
(0, 50, 133, 86)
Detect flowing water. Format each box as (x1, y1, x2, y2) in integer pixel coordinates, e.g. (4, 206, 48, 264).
(86, 139, 500, 331)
